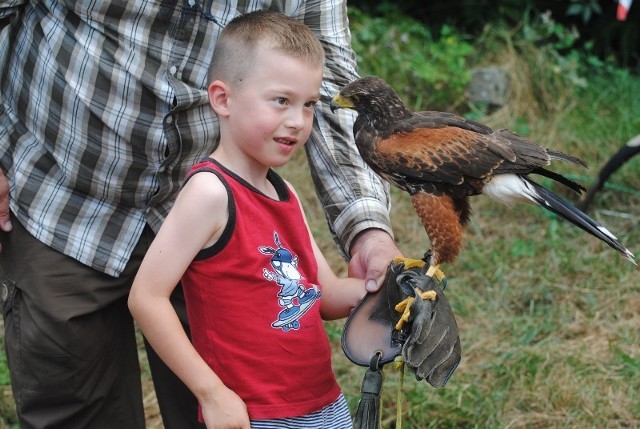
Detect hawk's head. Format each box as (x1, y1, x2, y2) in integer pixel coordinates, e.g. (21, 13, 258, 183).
(330, 76, 412, 128)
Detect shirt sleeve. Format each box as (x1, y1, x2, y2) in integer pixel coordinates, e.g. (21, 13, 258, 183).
(0, 1, 24, 30)
(295, 0, 393, 260)
(0, 2, 24, 161)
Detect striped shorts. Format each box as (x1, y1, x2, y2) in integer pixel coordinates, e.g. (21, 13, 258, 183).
(250, 393, 353, 429)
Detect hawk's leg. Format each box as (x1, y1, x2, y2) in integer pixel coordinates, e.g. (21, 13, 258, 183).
(410, 192, 467, 285)
(391, 256, 446, 284)
(390, 257, 442, 330)
(426, 264, 446, 283)
(392, 256, 425, 270)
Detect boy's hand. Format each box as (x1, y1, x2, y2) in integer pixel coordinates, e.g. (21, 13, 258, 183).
(348, 229, 401, 293)
(201, 386, 250, 429)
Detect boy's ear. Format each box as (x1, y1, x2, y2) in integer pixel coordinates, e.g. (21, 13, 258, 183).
(208, 80, 231, 117)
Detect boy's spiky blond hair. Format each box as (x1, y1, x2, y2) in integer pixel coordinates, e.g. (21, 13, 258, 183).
(208, 10, 325, 86)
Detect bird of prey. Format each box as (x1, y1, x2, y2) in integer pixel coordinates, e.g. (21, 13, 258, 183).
(330, 76, 636, 279)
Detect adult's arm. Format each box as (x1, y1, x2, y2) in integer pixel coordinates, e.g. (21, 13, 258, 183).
(0, 1, 24, 30)
(296, 0, 401, 289)
(0, 169, 10, 234)
(301, 0, 393, 256)
(0, 2, 23, 238)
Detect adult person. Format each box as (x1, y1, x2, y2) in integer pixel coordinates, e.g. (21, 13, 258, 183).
(0, 1, 399, 428)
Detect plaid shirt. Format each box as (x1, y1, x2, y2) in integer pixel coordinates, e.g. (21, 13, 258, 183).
(0, 0, 391, 277)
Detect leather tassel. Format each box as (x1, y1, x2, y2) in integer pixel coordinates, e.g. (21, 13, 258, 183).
(353, 354, 383, 429)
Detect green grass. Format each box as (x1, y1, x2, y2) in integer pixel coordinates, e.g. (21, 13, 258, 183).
(0, 336, 16, 429)
(1, 10, 639, 429)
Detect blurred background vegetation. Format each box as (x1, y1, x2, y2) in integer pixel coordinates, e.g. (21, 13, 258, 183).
(1, 1, 639, 428)
(350, 0, 640, 68)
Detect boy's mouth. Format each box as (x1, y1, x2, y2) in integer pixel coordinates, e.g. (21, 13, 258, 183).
(275, 137, 297, 146)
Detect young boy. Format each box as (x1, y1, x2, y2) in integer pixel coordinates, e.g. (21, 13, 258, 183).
(128, 11, 365, 428)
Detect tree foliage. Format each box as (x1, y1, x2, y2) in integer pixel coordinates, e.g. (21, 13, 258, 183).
(348, 0, 640, 68)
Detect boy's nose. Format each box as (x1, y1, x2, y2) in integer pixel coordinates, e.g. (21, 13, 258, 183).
(285, 107, 307, 130)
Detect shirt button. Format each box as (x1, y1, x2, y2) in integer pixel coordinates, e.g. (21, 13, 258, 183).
(169, 65, 177, 75)
(188, 0, 196, 6)
(166, 116, 174, 124)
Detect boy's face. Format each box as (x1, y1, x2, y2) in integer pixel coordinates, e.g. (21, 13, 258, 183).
(223, 48, 323, 168)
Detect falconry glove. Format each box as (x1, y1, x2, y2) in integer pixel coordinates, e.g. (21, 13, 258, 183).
(394, 267, 461, 386)
(343, 260, 461, 429)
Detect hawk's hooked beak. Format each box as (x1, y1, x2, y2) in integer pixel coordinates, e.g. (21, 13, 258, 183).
(330, 94, 355, 113)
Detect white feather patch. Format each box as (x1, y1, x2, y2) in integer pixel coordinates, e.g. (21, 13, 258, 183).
(483, 175, 537, 206)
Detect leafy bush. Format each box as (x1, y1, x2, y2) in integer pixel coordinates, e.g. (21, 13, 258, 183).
(464, 10, 600, 126)
(348, 6, 474, 111)
(350, 0, 640, 68)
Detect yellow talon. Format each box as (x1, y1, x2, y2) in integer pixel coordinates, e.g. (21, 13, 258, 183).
(392, 258, 445, 283)
(419, 290, 437, 301)
(394, 296, 415, 330)
(394, 288, 437, 330)
(426, 264, 446, 282)
(394, 297, 412, 313)
(392, 257, 426, 270)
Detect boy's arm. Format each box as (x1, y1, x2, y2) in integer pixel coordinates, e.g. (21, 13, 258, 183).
(128, 173, 250, 428)
(314, 236, 368, 321)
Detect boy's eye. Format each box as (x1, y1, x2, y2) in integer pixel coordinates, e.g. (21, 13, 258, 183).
(304, 100, 318, 109)
(275, 97, 287, 105)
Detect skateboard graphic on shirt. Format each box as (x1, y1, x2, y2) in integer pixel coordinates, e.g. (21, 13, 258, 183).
(259, 232, 322, 332)
(271, 287, 321, 331)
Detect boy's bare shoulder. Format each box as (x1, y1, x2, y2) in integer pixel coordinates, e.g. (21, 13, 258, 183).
(180, 171, 229, 206)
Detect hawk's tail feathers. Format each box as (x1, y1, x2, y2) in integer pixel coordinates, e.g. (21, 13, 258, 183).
(531, 167, 586, 195)
(546, 149, 589, 168)
(523, 177, 636, 265)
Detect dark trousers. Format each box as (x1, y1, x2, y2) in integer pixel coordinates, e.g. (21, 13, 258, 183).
(0, 217, 204, 429)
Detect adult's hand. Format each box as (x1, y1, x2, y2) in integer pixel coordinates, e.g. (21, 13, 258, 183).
(0, 169, 12, 238)
(348, 229, 401, 293)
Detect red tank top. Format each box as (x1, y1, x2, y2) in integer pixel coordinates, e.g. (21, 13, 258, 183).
(181, 158, 341, 420)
